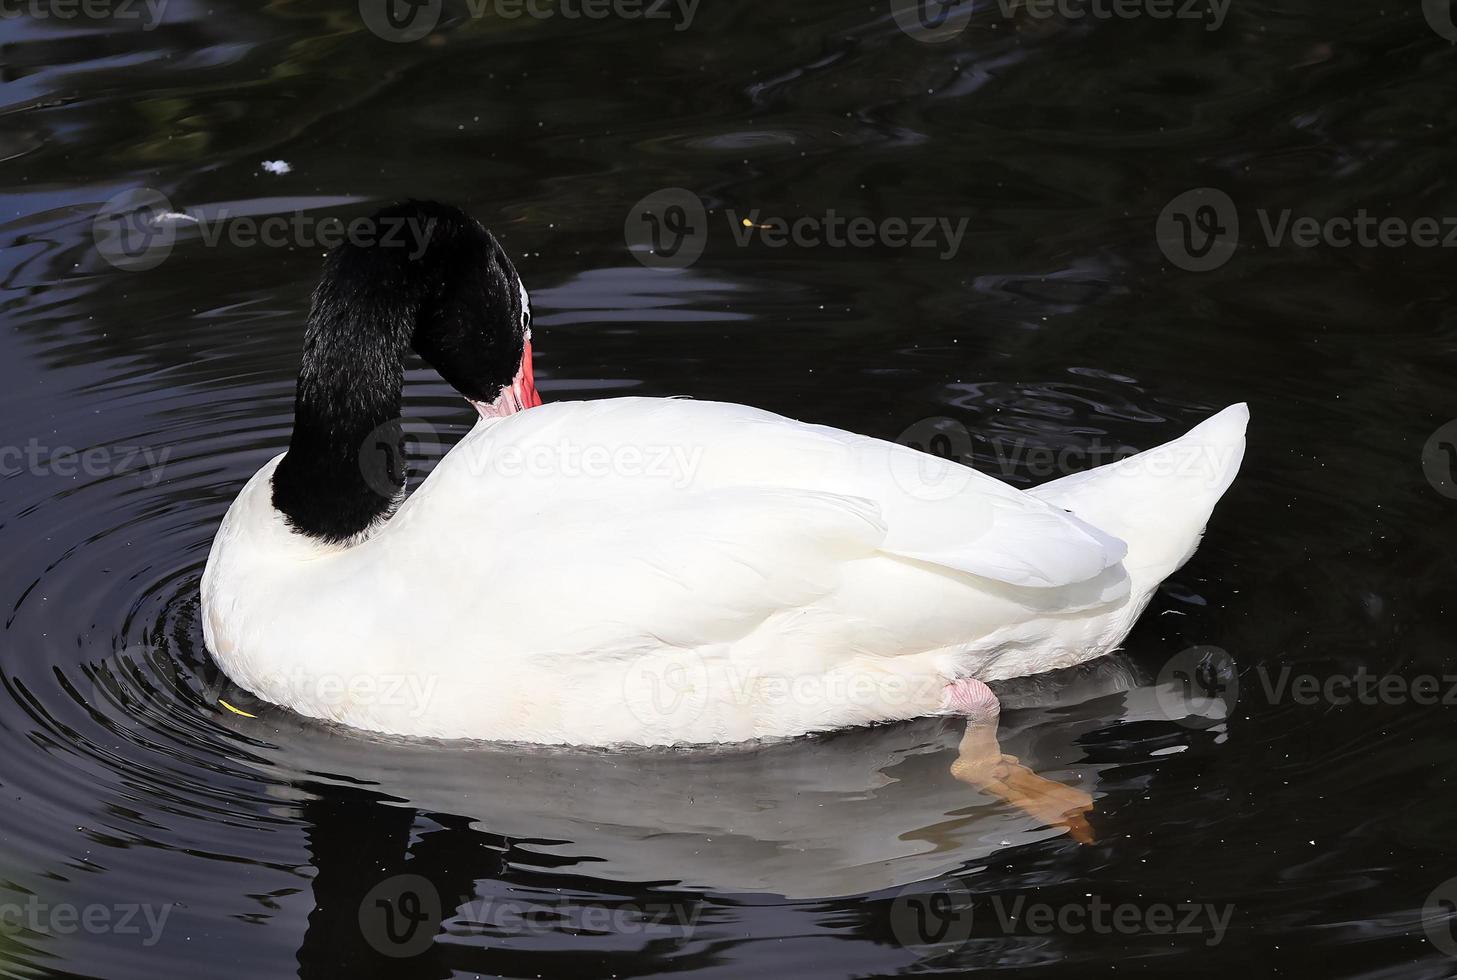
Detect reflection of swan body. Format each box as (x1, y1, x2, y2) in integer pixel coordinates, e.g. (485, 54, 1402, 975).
(219, 655, 1192, 898)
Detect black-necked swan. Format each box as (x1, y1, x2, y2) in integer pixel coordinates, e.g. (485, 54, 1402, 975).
(200, 201, 1245, 832)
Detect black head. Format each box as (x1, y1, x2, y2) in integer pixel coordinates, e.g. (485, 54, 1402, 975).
(271, 201, 533, 543)
(405, 202, 531, 403)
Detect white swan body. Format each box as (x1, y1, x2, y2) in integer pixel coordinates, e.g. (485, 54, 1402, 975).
(201, 396, 1247, 746)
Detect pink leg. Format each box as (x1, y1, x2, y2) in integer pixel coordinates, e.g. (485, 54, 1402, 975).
(943, 678, 1095, 844)
(943, 677, 1001, 719)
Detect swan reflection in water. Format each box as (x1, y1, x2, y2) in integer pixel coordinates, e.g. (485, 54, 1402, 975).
(169, 650, 1220, 972)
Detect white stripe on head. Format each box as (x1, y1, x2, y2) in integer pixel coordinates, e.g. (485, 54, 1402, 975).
(518, 278, 532, 341)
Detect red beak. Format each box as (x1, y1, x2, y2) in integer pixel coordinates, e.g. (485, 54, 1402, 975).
(518, 340, 543, 409)
(470, 340, 542, 418)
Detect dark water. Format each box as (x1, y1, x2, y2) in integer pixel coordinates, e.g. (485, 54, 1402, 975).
(2, 0, 1456, 976)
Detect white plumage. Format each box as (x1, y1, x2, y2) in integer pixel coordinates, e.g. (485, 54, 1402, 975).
(201, 396, 1247, 746)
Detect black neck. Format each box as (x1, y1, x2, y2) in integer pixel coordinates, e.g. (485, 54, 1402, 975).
(270, 201, 525, 543)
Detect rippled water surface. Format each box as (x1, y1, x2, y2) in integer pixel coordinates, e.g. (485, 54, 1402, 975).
(2, 1, 1457, 976)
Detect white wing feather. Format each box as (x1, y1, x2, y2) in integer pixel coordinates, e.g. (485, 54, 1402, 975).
(424, 397, 1127, 594)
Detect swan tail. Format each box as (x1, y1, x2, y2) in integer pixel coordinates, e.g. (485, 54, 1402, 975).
(1027, 403, 1248, 596)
